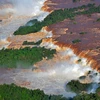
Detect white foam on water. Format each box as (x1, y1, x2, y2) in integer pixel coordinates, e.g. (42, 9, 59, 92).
(0, 0, 49, 49)
(0, 1, 99, 98)
(0, 0, 49, 17)
(13, 42, 100, 98)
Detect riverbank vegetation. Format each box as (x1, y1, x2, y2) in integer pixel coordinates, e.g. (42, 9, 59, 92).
(0, 84, 100, 100)
(73, 0, 80, 3)
(22, 40, 42, 45)
(66, 80, 100, 99)
(73, 92, 100, 100)
(79, 32, 87, 35)
(0, 47, 56, 68)
(72, 39, 81, 44)
(14, 3, 99, 35)
(0, 84, 67, 100)
(96, 18, 100, 22)
(67, 80, 92, 93)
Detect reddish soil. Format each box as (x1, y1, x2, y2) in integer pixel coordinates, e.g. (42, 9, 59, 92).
(7, 32, 47, 49)
(42, 0, 100, 12)
(45, 13, 100, 71)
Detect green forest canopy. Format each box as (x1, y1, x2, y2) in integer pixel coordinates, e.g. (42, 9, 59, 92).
(0, 84, 100, 100)
(14, 3, 100, 35)
(0, 47, 56, 68)
(0, 84, 67, 100)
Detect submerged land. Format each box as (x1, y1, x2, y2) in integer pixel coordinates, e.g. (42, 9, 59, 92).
(0, 0, 100, 100)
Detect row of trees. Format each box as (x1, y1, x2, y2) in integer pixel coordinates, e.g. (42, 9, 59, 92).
(72, 0, 80, 3)
(66, 80, 100, 100)
(0, 47, 56, 68)
(22, 40, 42, 45)
(0, 84, 100, 100)
(14, 3, 98, 35)
(0, 84, 67, 100)
(73, 92, 100, 100)
(66, 80, 92, 93)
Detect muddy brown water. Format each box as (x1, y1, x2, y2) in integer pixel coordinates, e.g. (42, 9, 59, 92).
(44, 0, 100, 11)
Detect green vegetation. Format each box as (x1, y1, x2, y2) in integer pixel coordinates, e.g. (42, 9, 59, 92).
(67, 80, 92, 93)
(72, 39, 81, 43)
(0, 47, 56, 68)
(96, 87, 100, 96)
(73, 0, 80, 3)
(96, 46, 100, 49)
(70, 17, 75, 20)
(73, 86, 100, 100)
(73, 21, 77, 24)
(79, 32, 87, 34)
(70, 32, 73, 34)
(77, 59, 81, 62)
(96, 18, 100, 22)
(23, 40, 42, 45)
(16, 19, 39, 33)
(25, 19, 38, 26)
(0, 84, 67, 100)
(73, 93, 100, 100)
(14, 3, 99, 35)
(0, 84, 100, 100)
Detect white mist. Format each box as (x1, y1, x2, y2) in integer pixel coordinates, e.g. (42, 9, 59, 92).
(0, 0, 49, 49)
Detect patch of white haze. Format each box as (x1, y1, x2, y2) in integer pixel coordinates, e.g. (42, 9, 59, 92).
(13, 42, 100, 98)
(0, 0, 49, 49)
(87, 83, 100, 93)
(41, 29, 53, 38)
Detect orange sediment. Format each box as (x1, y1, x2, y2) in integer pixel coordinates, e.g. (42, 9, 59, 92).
(41, 25, 100, 72)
